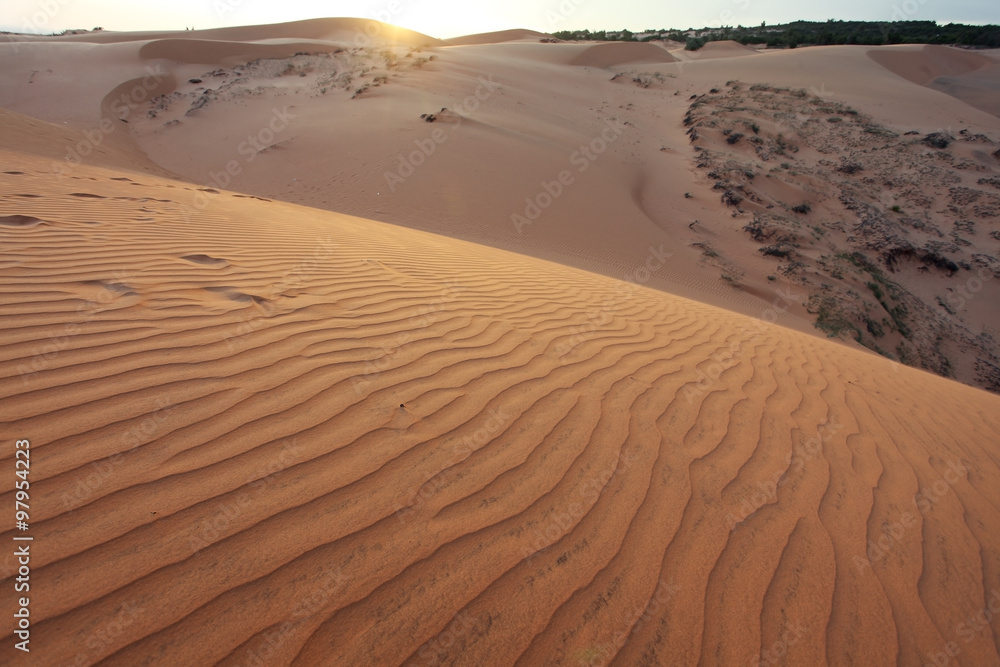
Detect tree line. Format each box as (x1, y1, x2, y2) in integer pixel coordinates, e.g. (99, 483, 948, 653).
(551, 20, 1000, 50)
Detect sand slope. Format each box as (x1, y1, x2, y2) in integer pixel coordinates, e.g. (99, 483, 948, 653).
(4, 18, 442, 47)
(868, 44, 991, 87)
(569, 42, 677, 67)
(6, 32, 1000, 354)
(444, 29, 551, 46)
(2, 139, 1000, 666)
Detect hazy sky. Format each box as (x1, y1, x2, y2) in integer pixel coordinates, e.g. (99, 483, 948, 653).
(1, 0, 996, 39)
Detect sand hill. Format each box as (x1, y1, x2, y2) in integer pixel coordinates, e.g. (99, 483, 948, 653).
(444, 29, 551, 46)
(2, 18, 1000, 666)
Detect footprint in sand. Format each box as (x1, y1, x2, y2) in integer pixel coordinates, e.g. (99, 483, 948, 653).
(182, 254, 229, 267)
(204, 286, 266, 304)
(83, 279, 138, 297)
(0, 215, 45, 228)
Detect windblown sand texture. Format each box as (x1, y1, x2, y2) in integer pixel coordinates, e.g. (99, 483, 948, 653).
(2, 18, 1000, 666)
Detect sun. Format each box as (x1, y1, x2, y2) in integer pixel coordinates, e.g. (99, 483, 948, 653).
(374, 1, 521, 39)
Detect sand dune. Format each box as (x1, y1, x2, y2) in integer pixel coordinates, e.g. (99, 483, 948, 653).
(674, 39, 760, 60)
(0, 108, 172, 177)
(5, 18, 441, 48)
(867, 45, 1000, 117)
(3, 19, 1000, 665)
(2, 143, 1000, 665)
(138, 39, 349, 66)
(444, 29, 551, 46)
(868, 44, 991, 86)
(569, 42, 677, 67)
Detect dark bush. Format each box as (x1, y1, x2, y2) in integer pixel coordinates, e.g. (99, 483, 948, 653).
(922, 132, 953, 149)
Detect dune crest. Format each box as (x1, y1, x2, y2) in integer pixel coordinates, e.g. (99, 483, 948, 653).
(569, 41, 677, 67)
(445, 29, 551, 46)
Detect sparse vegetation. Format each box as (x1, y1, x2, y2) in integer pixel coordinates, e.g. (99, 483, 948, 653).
(690, 82, 1000, 391)
(922, 132, 953, 149)
(760, 245, 792, 258)
(685, 37, 706, 51)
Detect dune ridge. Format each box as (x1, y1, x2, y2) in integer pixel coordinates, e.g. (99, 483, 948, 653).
(138, 39, 349, 66)
(569, 42, 677, 68)
(1, 143, 1000, 665)
(4, 18, 442, 47)
(444, 29, 551, 46)
(867, 44, 991, 87)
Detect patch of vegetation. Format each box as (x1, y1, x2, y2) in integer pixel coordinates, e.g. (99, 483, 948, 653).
(553, 21, 1000, 49)
(863, 124, 898, 139)
(760, 245, 792, 258)
(922, 132, 953, 149)
(792, 203, 811, 214)
(810, 294, 862, 341)
(896, 342, 911, 365)
(721, 189, 743, 206)
(865, 316, 885, 338)
(685, 37, 706, 51)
